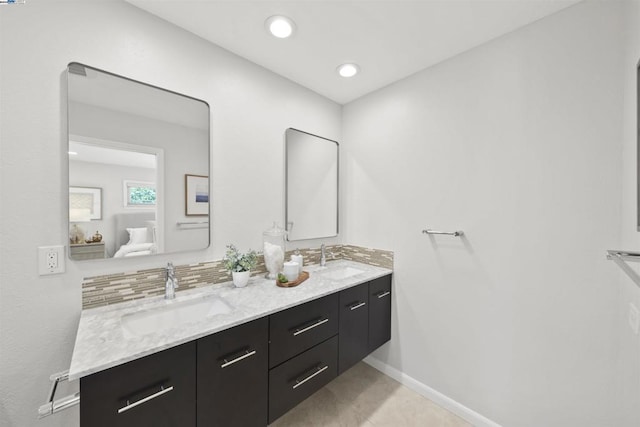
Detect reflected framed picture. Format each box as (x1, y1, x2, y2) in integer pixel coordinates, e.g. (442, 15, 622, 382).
(69, 186, 102, 220)
(185, 174, 209, 216)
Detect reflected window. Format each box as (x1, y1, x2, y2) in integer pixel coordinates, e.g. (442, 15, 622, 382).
(124, 181, 156, 207)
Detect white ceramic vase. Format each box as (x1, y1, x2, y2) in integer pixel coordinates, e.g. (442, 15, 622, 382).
(232, 271, 251, 288)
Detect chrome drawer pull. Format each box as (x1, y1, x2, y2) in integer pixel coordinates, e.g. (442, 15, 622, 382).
(293, 318, 329, 336)
(292, 365, 329, 390)
(117, 385, 173, 414)
(376, 291, 391, 299)
(349, 302, 366, 311)
(220, 350, 257, 368)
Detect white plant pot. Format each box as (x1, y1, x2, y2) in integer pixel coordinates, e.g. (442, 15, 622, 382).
(232, 271, 251, 288)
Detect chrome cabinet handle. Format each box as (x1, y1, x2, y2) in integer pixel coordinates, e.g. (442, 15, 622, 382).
(220, 350, 257, 368)
(376, 291, 391, 299)
(349, 301, 366, 311)
(117, 385, 173, 414)
(292, 365, 329, 390)
(293, 318, 329, 336)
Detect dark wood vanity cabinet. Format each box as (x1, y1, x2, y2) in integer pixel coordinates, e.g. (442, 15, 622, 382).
(267, 293, 340, 423)
(338, 282, 370, 374)
(80, 341, 196, 427)
(267, 274, 392, 423)
(197, 317, 268, 427)
(80, 273, 392, 427)
(368, 275, 392, 353)
(337, 275, 392, 375)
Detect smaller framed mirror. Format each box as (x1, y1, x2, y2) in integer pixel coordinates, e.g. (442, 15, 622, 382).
(285, 128, 339, 241)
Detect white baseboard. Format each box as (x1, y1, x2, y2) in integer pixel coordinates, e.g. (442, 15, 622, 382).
(363, 356, 502, 427)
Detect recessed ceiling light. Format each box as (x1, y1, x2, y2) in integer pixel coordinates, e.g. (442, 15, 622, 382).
(68, 151, 78, 155)
(337, 63, 360, 78)
(265, 15, 296, 39)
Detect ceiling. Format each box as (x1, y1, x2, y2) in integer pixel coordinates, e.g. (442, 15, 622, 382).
(126, 0, 580, 104)
(69, 141, 157, 169)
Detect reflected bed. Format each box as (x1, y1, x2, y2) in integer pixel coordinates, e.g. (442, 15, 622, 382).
(113, 212, 156, 258)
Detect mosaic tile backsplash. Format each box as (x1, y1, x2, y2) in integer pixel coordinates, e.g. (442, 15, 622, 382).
(81, 244, 393, 309)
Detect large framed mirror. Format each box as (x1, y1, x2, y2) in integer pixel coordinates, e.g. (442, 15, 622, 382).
(285, 128, 338, 241)
(67, 63, 210, 260)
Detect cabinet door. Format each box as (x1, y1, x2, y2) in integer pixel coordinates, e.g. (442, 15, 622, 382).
(80, 342, 196, 427)
(197, 317, 268, 427)
(268, 335, 338, 423)
(368, 275, 392, 353)
(269, 293, 339, 368)
(338, 282, 369, 374)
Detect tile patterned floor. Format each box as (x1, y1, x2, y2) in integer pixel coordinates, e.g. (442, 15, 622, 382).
(271, 362, 473, 427)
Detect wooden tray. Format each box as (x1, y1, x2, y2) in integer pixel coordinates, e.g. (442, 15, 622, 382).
(276, 271, 309, 288)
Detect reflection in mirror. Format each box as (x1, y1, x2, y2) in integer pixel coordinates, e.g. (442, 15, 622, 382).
(67, 63, 210, 260)
(285, 128, 338, 241)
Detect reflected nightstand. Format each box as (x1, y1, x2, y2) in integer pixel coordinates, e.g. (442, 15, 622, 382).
(70, 242, 105, 260)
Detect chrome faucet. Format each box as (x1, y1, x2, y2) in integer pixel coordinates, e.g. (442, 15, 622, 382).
(320, 244, 327, 267)
(165, 262, 178, 299)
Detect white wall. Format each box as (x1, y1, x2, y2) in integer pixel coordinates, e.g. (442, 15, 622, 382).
(343, 2, 624, 426)
(0, 1, 341, 426)
(617, 1, 640, 425)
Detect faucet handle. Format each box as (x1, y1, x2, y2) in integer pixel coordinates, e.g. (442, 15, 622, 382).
(167, 262, 175, 277)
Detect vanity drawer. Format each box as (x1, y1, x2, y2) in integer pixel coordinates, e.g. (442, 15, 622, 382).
(269, 293, 339, 368)
(268, 335, 338, 423)
(197, 317, 268, 427)
(80, 341, 195, 427)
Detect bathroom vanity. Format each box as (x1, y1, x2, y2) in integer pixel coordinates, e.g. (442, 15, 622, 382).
(70, 261, 392, 426)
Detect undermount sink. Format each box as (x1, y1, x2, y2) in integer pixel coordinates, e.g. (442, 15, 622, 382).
(121, 295, 233, 337)
(321, 266, 365, 281)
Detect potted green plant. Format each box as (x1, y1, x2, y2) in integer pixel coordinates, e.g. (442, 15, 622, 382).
(224, 244, 258, 288)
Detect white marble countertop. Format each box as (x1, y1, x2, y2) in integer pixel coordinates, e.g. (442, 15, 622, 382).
(69, 260, 392, 380)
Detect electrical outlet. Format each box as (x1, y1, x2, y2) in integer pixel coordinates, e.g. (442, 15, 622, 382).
(38, 246, 65, 275)
(628, 303, 639, 335)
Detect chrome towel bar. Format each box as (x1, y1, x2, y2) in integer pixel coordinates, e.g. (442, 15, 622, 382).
(607, 250, 640, 262)
(606, 250, 640, 289)
(176, 221, 209, 229)
(422, 229, 464, 237)
(38, 370, 79, 418)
